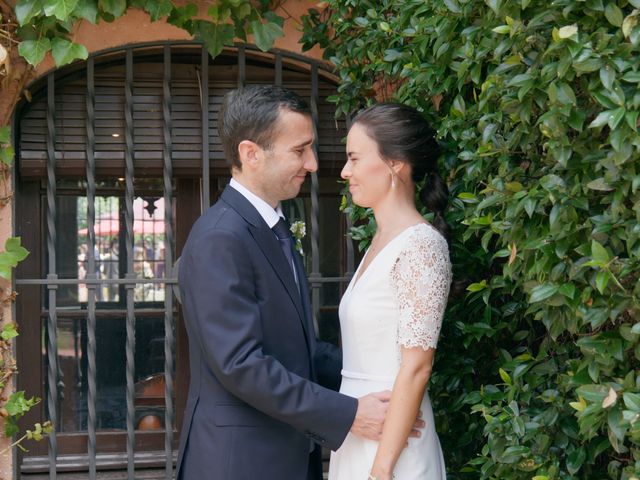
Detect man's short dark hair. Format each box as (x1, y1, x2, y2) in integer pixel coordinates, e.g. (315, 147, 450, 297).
(218, 85, 311, 170)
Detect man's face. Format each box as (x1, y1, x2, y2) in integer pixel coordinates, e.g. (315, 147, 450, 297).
(254, 109, 318, 205)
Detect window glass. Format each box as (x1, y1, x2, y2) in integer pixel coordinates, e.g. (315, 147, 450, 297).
(43, 184, 174, 433)
(45, 315, 170, 432)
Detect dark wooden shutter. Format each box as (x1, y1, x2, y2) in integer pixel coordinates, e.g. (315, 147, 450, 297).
(18, 49, 347, 179)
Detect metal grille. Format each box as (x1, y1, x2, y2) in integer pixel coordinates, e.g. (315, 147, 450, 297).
(14, 41, 354, 479)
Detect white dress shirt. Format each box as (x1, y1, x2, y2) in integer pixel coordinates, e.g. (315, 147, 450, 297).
(229, 178, 298, 284)
(229, 178, 284, 228)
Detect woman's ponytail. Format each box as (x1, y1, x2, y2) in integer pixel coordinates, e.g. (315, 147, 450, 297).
(418, 171, 450, 244)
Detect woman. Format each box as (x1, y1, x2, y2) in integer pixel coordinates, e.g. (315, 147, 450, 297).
(329, 103, 452, 480)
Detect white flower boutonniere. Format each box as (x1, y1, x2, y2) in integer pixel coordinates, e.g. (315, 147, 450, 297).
(289, 220, 306, 255)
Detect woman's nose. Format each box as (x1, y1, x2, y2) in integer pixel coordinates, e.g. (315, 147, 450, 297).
(340, 163, 350, 179)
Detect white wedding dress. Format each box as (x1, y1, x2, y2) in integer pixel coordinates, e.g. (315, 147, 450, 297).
(329, 223, 451, 480)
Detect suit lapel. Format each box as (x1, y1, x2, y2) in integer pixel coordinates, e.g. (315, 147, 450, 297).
(221, 187, 312, 352)
(248, 224, 306, 319)
(291, 248, 316, 375)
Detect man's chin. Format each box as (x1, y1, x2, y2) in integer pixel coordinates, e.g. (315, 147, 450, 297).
(279, 190, 301, 202)
(285, 183, 305, 199)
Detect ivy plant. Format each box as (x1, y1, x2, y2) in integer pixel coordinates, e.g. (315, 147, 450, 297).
(0, 125, 50, 452)
(303, 0, 640, 478)
(15, 0, 286, 67)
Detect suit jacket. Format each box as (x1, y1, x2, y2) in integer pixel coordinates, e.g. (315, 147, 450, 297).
(176, 186, 358, 479)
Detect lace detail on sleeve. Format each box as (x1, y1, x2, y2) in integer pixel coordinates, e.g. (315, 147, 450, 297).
(390, 224, 452, 350)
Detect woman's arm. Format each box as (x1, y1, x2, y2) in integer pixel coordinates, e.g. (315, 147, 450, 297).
(369, 347, 435, 480)
(369, 226, 452, 479)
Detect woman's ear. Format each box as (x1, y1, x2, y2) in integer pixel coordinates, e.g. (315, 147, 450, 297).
(389, 159, 406, 175)
(238, 140, 261, 169)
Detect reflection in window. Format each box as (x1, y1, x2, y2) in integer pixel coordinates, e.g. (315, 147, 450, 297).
(73, 196, 167, 304)
(51, 316, 169, 432)
(46, 188, 174, 433)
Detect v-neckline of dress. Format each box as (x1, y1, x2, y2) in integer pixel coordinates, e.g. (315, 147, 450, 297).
(349, 223, 425, 293)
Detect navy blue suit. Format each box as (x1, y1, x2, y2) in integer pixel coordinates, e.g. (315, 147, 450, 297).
(176, 186, 358, 479)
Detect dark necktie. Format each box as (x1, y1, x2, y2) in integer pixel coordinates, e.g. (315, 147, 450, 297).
(272, 217, 298, 286)
(273, 218, 316, 455)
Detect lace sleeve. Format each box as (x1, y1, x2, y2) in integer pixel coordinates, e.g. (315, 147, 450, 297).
(390, 225, 452, 350)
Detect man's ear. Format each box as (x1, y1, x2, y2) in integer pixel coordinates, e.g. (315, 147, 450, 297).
(238, 140, 261, 169)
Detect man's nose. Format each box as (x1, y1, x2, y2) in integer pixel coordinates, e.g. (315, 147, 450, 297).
(305, 150, 318, 173)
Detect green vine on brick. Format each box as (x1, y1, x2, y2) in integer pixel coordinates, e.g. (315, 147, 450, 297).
(14, 0, 287, 67)
(0, 124, 51, 452)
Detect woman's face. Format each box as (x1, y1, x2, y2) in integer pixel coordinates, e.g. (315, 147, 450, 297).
(341, 123, 394, 208)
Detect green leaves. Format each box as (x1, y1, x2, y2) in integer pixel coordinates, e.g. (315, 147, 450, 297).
(0, 126, 14, 166)
(143, 0, 173, 22)
(5, 392, 37, 417)
(591, 240, 610, 265)
(623, 392, 640, 411)
(302, 0, 640, 476)
(383, 49, 403, 62)
(566, 447, 586, 475)
(0, 127, 9, 145)
(558, 24, 578, 39)
(622, 9, 639, 38)
(15, 0, 44, 26)
(529, 284, 558, 303)
(15, 0, 285, 69)
(74, 0, 99, 23)
(444, 0, 462, 13)
(600, 65, 615, 90)
(98, 0, 125, 18)
(467, 280, 488, 292)
(26, 421, 53, 441)
(604, 3, 623, 27)
(194, 20, 234, 58)
(576, 384, 609, 403)
(588, 108, 626, 129)
(51, 37, 88, 66)
(43, 0, 79, 21)
(0, 237, 30, 280)
(1, 323, 18, 341)
(18, 38, 51, 66)
(167, 3, 197, 29)
(250, 12, 284, 52)
(586, 177, 614, 191)
(492, 25, 510, 34)
(4, 392, 40, 436)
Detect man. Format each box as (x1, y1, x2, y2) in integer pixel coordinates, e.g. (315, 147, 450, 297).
(176, 86, 395, 479)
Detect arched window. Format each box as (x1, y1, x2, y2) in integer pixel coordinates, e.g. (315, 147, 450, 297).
(14, 42, 354, 476)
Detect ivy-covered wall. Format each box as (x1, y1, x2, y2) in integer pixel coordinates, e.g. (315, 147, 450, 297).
(302, 1, 640, 478)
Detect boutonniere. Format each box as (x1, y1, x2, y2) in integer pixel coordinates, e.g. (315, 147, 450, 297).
(289, 220, 306, 255)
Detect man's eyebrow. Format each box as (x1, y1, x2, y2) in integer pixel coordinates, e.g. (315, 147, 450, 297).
(293, 138, 314, 149)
